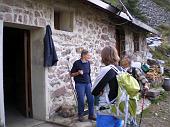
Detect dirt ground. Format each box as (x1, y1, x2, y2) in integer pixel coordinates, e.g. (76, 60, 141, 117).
(138, 91, 170, 127)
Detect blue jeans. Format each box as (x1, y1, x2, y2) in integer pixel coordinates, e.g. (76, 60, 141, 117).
(75, 83, 94, 117)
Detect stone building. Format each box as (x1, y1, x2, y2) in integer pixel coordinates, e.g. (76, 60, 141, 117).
(0, 0, 158, 126)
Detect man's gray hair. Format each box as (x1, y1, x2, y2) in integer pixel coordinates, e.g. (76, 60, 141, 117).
(81, 49, 89, 57)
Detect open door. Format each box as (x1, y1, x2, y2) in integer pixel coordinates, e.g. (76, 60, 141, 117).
(3, 27, 32, 120)
(15, 29, 32, 117)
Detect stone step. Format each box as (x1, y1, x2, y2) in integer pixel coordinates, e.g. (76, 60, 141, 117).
(73, 121, 95, 127)
(48, 115, 95, 127)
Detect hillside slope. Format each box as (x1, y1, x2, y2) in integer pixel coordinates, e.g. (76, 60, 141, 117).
(138, 0, 170, 27)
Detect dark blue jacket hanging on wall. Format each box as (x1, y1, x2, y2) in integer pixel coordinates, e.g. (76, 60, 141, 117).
(44, 25, 58, 67)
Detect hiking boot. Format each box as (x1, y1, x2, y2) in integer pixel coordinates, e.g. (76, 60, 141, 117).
(88, 115, 96, 121)
(78, 116, 84, 122)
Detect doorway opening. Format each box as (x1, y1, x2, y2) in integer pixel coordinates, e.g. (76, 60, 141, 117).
(3, 27, 32, 125)
(116, 28, 125, 58)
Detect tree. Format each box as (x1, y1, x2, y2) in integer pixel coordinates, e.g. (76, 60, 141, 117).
(103, 0, 147, 22)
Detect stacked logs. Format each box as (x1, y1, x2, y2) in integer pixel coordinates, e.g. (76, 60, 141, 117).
(146, 65, 162, 81)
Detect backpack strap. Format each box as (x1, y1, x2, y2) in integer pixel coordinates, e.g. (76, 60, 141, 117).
(109, 65, 123, 74)
(132, 67, 136, 78)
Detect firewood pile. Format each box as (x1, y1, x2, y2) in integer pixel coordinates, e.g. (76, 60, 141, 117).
(146, 65, 162, 81)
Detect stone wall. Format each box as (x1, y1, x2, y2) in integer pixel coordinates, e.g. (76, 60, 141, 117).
(48, 1, 117, 116)
(0, 0, 149, 118)
(125, 28, 148, 62)
(0, 0, 53, 27)
(48, 1, 149, 117)
(138, 0, 170, 27)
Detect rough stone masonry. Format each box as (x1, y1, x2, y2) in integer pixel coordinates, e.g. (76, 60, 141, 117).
(0, 0, 149, 118)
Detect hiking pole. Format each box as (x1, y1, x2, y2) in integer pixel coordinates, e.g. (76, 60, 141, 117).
(66, 57, 78, 111)
(139, 93, 146, 127)
(124, 94, 129, 127)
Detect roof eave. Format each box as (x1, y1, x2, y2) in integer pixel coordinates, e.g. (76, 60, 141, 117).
(85, 0, 160, 35)
(118, 12, 160, 35)
(85, 0, 120, 14)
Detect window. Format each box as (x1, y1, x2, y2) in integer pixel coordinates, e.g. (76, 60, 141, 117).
(133, 33, 139, 52)
(54, 10, 73, 32)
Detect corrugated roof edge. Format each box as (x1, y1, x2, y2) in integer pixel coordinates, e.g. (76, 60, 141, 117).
(86, 0, 160, 35)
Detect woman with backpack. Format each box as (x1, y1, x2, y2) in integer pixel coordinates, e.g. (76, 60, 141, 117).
(92, 46, 124, 127)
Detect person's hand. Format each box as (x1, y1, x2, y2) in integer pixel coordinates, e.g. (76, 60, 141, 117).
(99, 91, 103, 96)
(144, 83, 150, 91)
(142, 83, 150, 96)
(78, 70, 83, 75)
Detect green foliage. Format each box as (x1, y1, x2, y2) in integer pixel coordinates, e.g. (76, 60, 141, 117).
(151, 43, 170, 61)
(104, 0, 117, 5)
(151, 0, 170, 11)
(150, 92, 168, 104)
(157, 24, 170, 37)
(141, 108, 152, 116)
(103, 0, 147, 22)
(124, 0, 147, 22)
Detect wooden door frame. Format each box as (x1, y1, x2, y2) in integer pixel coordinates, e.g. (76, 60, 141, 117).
(2, 26, 32, 118)
(116, 28, 125, 58)
(24, 30, 32, 117)
(1, 22, 48, 121)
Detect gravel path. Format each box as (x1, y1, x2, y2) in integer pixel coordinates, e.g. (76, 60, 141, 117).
(139, 91, 170, 127)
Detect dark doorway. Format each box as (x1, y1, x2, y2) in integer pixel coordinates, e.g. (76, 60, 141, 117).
(3, 27, 32, 122)
(116, 28, 125, 58)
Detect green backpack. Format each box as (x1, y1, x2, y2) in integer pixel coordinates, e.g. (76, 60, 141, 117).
(105, 65, 140, 124)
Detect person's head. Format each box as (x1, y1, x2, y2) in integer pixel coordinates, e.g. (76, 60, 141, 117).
(101, 46, 120, 66)
(81, 49, 91, 61)
(120, 55, 132, 68)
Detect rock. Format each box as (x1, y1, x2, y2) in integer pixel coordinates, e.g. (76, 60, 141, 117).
(155, 113, 158, 116)
(4, 13, 12, 22)
(35, 10, 41, 17)
(39, 18, 46, 26)
(23, 15, 28, 24)
(146, 88, 161, 98)
(18, 15, 22, 22)
(138, 0, 170, 27)
(57, 105, 75, 118)
(155, 87, 165, 93)
(0, 5, 12, 13)
(101, 34, 110, 41)
(52, 87, 66, 98)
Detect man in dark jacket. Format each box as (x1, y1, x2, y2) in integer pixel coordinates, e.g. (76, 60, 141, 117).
(71, 49, 95, 122)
